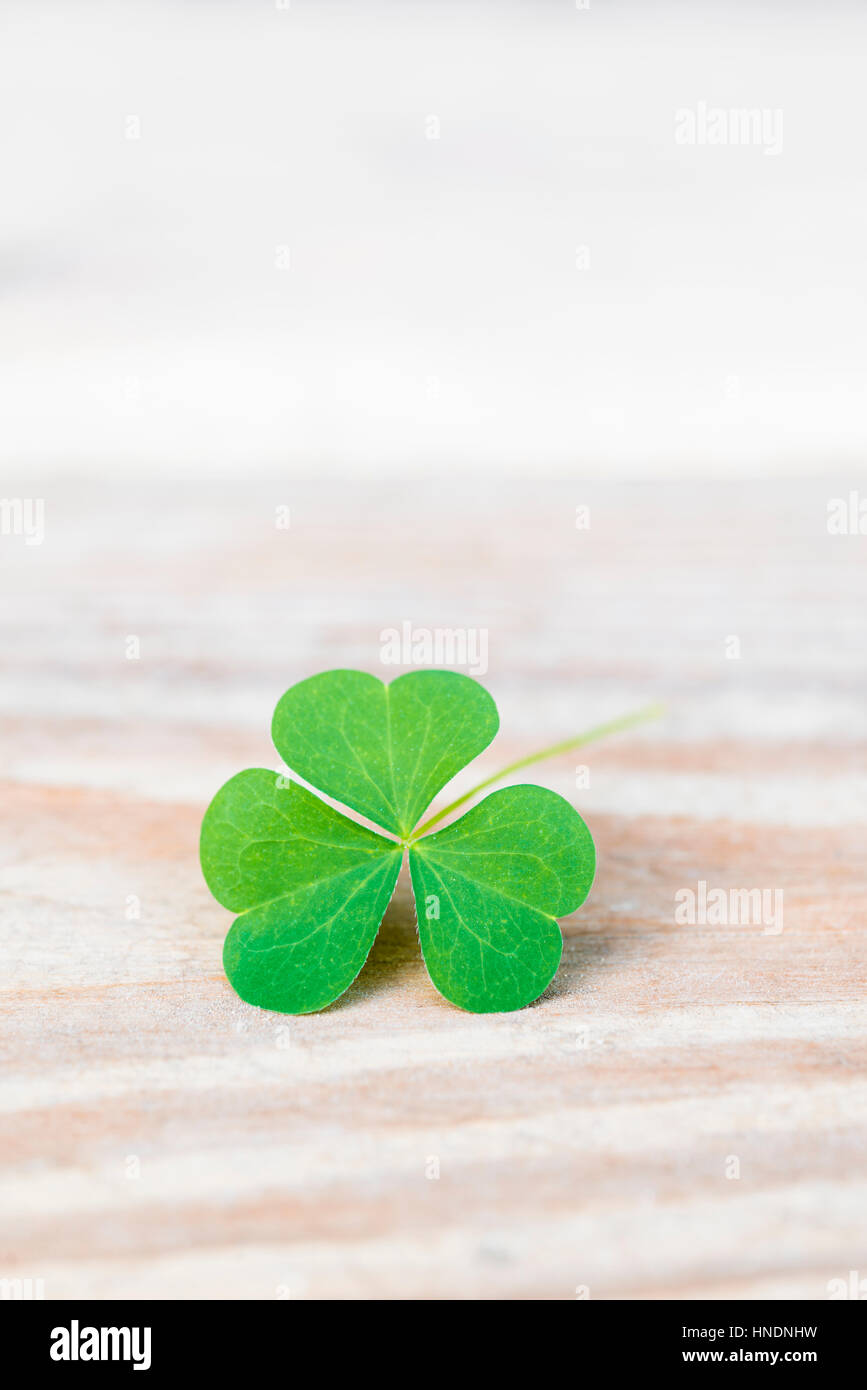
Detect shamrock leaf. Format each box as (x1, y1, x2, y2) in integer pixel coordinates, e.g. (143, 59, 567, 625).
(408, 784, 594, 1013)
(201, 669, 658, 1014)
(271, 668, 498, 838)
(201, 770, 402, 1015)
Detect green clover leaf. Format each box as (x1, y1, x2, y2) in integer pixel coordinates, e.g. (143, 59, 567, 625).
(200, 669, 659, 1014)
(201, 771, 403, 1015)
(409, 785, 591, 1013)
(271, 669, 499, 839)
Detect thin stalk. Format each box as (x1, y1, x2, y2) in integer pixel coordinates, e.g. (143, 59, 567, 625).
(408, 701, 664, 842)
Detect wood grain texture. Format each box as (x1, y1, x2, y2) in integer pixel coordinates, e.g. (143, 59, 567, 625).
(1, 477, 865, 1300)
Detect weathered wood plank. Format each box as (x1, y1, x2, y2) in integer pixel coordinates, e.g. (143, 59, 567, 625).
(2, 479, 865, 1299)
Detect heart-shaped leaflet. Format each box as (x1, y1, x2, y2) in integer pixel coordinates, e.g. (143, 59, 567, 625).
(271, 668, 499, 838)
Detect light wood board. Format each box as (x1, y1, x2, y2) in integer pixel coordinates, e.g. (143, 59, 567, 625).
(2, 477, 865, 1299)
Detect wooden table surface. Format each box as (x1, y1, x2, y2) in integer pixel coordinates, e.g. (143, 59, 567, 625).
(2, 476, 866, 1300)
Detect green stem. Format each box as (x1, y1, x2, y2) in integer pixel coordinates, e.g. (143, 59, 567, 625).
(408, 701, 664, 842)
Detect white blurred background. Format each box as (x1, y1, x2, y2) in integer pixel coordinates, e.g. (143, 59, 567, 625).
(3, 0, 866, 480)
